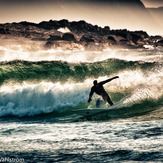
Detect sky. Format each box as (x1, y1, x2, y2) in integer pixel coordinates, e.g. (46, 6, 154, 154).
(142, 0, 163, 8)
(0, 0, 163, 35)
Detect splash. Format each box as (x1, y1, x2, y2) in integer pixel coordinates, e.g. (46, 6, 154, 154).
(116, 68, 163, 106)
(57, 27, 71, 33)
(0, 40, 163, 63)
(0, 43, 117, 63)
(0, 67, 162, 117)
(0, 81, 90, 117)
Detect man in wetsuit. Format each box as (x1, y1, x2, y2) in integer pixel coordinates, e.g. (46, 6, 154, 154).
(88, 76, 119, 106)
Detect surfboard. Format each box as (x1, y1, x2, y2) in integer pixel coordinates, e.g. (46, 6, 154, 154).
(73, 97, 122, 118)
(74, 108, 108, 116)
(73, 101, 121, 118)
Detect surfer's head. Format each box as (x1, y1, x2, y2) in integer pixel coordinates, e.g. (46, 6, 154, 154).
(93, 80, 98, 85)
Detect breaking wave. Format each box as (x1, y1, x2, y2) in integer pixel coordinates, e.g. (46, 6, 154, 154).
(0, 63, 162, 119)
(0, 43, 163, 120)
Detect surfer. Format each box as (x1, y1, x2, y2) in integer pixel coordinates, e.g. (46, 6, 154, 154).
(88, 76, 119, 106)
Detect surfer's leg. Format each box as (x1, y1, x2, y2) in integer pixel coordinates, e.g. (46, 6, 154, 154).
(102, 94, 113, 106)
(96, 98, 101, 108)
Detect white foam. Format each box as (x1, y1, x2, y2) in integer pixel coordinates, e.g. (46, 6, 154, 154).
(57, 27, 71, 33)
(0, 66, 162, 117)
(117, 68, 163, 106)
(0, 81, 90, 117)
(89, 67, 163, 107)
(0, 42, 162, 63)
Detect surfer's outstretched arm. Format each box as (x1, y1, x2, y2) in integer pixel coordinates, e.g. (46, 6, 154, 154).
(100, 76, 119, 85)
(88, 87, 94, 103)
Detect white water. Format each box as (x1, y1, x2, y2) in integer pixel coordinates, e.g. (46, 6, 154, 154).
(0, 42, 162, 162)
(0, 81, 89, 117)
(0, 67, 162, 117)
(0, 121, 162, 156)
(0, 41, 163, 63)
(0, 41, 162, 117)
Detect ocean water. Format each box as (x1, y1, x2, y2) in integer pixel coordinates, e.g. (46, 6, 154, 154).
(0, 45, 163, 162)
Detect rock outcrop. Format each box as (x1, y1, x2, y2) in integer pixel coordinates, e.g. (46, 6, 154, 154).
(0, 19, 162, 50)
(62, 33, 76, 42)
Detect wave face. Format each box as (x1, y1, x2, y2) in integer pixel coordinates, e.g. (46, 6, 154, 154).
(0, 57, 162, 119)
(0, 59, 160, 85)
(0, 82, 89, 117)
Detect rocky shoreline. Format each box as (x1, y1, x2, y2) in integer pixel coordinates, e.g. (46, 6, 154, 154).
(0, 19, 163, 51)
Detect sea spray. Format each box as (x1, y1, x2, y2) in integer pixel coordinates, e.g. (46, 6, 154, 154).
(0, 44, 118, 62)
(0, 81, 89, 117)
(0, 42, 163, 63)
(0, 66, 162, 117)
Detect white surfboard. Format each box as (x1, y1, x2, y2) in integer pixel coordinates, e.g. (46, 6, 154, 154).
(73, 100, 122, 117)
(74, 108, 108, 116)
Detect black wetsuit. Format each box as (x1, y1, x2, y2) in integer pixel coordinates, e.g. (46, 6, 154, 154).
(88, 77, 119, 106)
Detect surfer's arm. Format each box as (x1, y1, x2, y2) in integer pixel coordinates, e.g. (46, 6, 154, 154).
(88, 87, 94, 103)
(100, 76, 119, 85)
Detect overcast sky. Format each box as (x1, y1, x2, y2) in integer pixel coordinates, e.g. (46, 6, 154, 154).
(0, 0, 162, 23)
(142, 0, 163, 8)
(0, 0, 163, 7)
(0, 0, 163, 35)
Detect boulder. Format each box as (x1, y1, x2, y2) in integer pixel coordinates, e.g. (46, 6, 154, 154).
(115, 30, 128, 39)
(130, 33, 143, 44)
(0, 28, 9, 34)
(62, 33, 76, 41)
(150, 35, 162, 43)
(71, 20, 96, 32)
(58, 19, 69, 28)
(108, 35, 117, 43)
(157, 39, 163, 46)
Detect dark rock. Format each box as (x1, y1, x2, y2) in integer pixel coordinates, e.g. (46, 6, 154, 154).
(100, 26, 110, 35)
(115, 30, 128, 39)
(134, 31, 149, 38)
(157, 39, 163, 46)
(150, 35, 162, 43)
(62, 33, 76, 41)
(80, 35, 94, 42)
(47, 35, 62, 41)
(38, 19, 70, 30)
(0, 28, 9, 34)
(130, 33, 143, 44)
(108, 35, 117, 43)
(58, 19, 69, 28)
(38, 20, 59, 30)
(19, 21, 37, 27)
(70, 20, 96, 32)
(0, 19, 162, 49)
